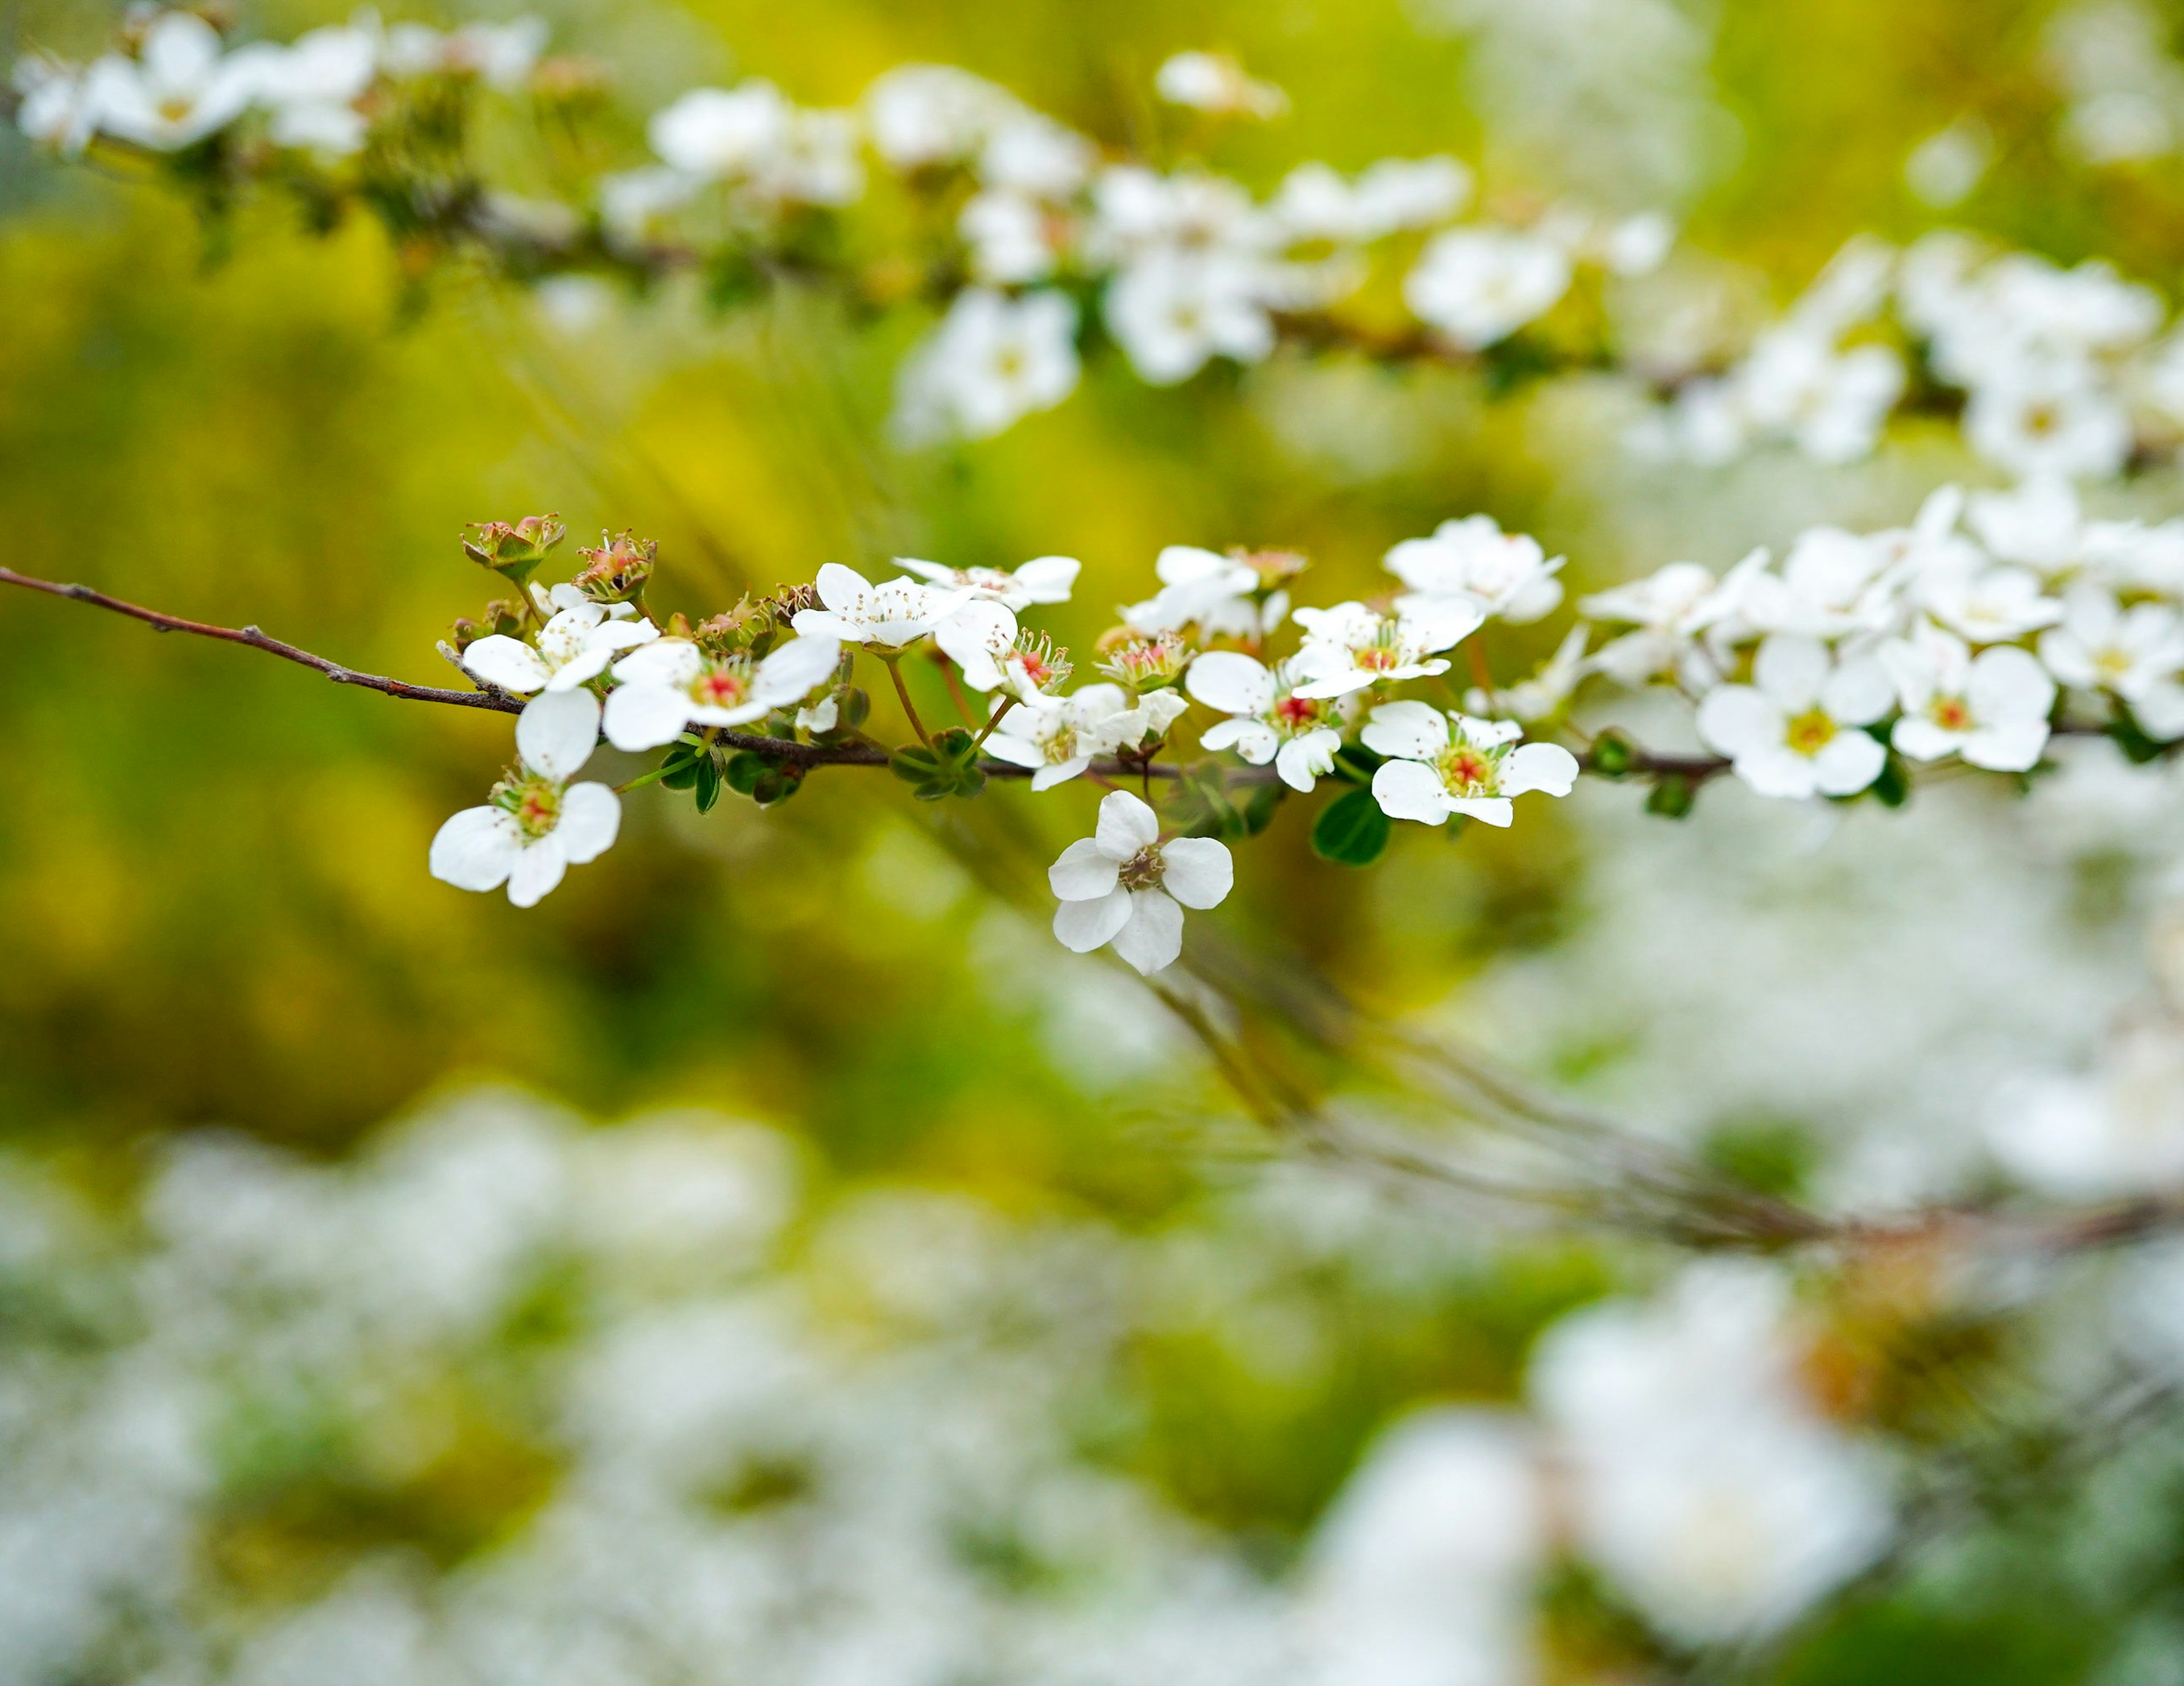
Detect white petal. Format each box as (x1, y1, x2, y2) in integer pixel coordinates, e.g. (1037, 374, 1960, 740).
(462, 635, 552, 694)
(1029, 756, 1092, 790)
(1360, 699, 1450, 760)
(1448, 797, 1514, 827)
(1014, 555, 1081, 602)
(1734, 744, 1821, 799)
(1967, 644, 2056, 722)
(547, 645, 614, 691)
(1185, 650, 1276, 714)
(1053, 885, 1134, 952)
(815, 562, 875, 615)
(1822, 655, 1896, 727)
(1094, 790, 1161, 859)
(518, 689, 602, 780)
(1275, 728, 1341, 792)
(985, 732, 1047, 770)
(934, 600, 1017, 689)
(613, 639, 702, 686)
(1891, 716, 1960, 763)
(1695, 685, 1780, 758)
(1371, 760, 1451, 825)
(754, 635, 842, 706)
(1811, 729, 1885, 795)
(506, 839, 568, 908)
(1753, 635, 1830, 710)
(1049, 837, 1122, 900)
(1202, 718, 1279, 763)
(1962, 719, 2049, 771)
(1109, 889, 1185, 974)
(791, 608, 853, 641)
(1158, 837, 1233, 909)
(429, 806, 520, 892)
(1502, 741, 1579, 797)
(555, 782, 621, 864)
(604, 682, 696, 753)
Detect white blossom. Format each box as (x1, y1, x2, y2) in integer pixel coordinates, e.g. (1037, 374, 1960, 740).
(1989, 1020, 2184, 1197)
(1185, 651, 1347, 792)
(250, 20, 378, 157)
(982, 684, 1130, 790)
(429, 691, 620, 907)
(895, 554, 1079, 610)
(602, 635, 839, 752)
(2037, 585, 2184, 736)
(1291, 601, 1480, 699)
(1271, 158, 1471, 245)
(1104, 254, 1275, 385)
(979, 113, 1094, 198)
(13, 56, 98, 154)
(1047, 791, 1231, 974)
(462, 603, 660, 696)
(1383, 514, 1566, 625)
(789, 563, 969, 652)
(1694, 634, 1895, 799)
(895, 289, 1081, 442)
(84, 13, 257, 151)
(1966, 359, 2135, 480)
(862, 64, 1020, 170)
(959, 189, 1058, 284)
(1152, 51, 1288, 119)
(1733, 329, 1905, 463)
(648, 83, 790, 179)
(1880, 620, 2055, 770)
(1362, 703, 1578, 827)
(1103, 687, 1192, 753)
(1121, 546, 1280, 639)
(1403, 229, 1571, 350)
(1581, 560, 1735, 687)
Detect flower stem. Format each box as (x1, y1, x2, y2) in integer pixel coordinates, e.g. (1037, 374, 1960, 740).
(971, 697, 1016, 749)
(936, 653, 978, 727)
(1466, 635, 1494, 697)
(883, 656, 933, 747)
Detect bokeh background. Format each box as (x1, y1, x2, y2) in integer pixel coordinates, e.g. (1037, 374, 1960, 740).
(12, 0, 2184, 1680)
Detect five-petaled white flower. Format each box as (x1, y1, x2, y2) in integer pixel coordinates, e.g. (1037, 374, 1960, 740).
(603, 635, 840, 752)
(790, 562, 971, 653)
(1384, 515, 1566, 625)
(429, 690, 619, 907)
(1362, 702, 1579, 827)
(1048, 791, 1233, 975)
(1290, 600, 1481, 699)
(87, 12, 258, 152)
(462, 601, 660, 695)
(1121, 545, 1285, 639)
(1581, 560, 1736, 687)
(896, 554, 1080, 611)
(1880, 621, 2055, 771)
(984, 683, 1130, 789)
(2037, 586, 2184, 738)
(1185, 650, 1347, 792)
(894, 288, 1081, 442)
(1403, 229, 1572, 350)
(1695, 635, 1895, 799)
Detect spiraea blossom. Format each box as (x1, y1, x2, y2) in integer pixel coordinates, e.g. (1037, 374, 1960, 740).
(1048, 792, 1232, 974)
(983, 684, 1132, 789)
(2038, 586, 2184, 737)
(1362, 703, 1579, 827)
(1290, 600, 1480, 698)
(462, 598, 661, 696)
(894, 289, 1082, 442)
(896, 554, 1081, 611)
(1696, 635, 1895, 799)
(1880, 621, 2056, 770)
(1403, 227, 1572, 350)
(1383, 514, 1566, 624)
(1185, 651, 1348, 792)
(1122, 546, 1288, 640)
(789, 563, 971, 653)
(1581, 560, 1735, 687)
(602, 635, 840, 751)
(429, 690, 621, 907)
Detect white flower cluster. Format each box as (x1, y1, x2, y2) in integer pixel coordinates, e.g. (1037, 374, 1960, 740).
(0, 1090, 1917, 1684)
(1573, 479, 2184, 799)
(1661, 230, 2184, 479)
(12, 8, 547, 160)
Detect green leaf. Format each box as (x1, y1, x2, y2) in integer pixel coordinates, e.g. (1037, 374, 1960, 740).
(1645, 774, 1696, 819)
(1240, 779, 1287, 836)
(891, 745, 944, 783)
(724, 751, 772, 796)
(693, 755, 721, 813)
(1869, 752, 1911, 809)
(1333, 743, 1382, 784)
(1310, 787, 1391, 866)
(2112, 706, 2167, 765)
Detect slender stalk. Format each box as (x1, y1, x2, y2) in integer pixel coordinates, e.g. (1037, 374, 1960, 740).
(881, 654, 933, 747)
(971, 697, 1015, 749)
(936, 653, 978, 727)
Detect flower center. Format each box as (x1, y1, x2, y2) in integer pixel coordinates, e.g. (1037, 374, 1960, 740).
(693, 667, 750, 709)
(2094, 646, 2135, 682)
(1355, 644, 1401, 673)
(1273, 694, 1321, 730)
(1785, 708, 1836, 756)
(1045, 724, 1078, 764)
(1929, 695, 1972, 732)
(1117, 846, 1165, 890)
(508, 777, 561, 840)
(1436, 745, 1496, 795)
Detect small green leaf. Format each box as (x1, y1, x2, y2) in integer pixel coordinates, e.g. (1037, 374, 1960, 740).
(1869, 752, 1911, 809)
(2112, 706, 2167, 765)
(1310, 786, 1391, 865)
(1333, 743, 1382, 784)
(891, 745, 943, 782)
(693, 756, 721, 813)
(1588, 729, 1635, 780)
(1240, 779, 1287, 836)
(724, 751, 772, 796)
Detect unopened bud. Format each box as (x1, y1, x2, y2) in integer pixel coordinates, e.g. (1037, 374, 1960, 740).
(1230, 546, 1308, 590)
(1589, 728, 1635, 780)
(462, 513, 566, 585)
(449, 616, 485, 653)
(573, 529, 656, 604)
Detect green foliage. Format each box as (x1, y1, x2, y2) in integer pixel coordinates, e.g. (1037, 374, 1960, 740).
(1309, 786, 1391, 866)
